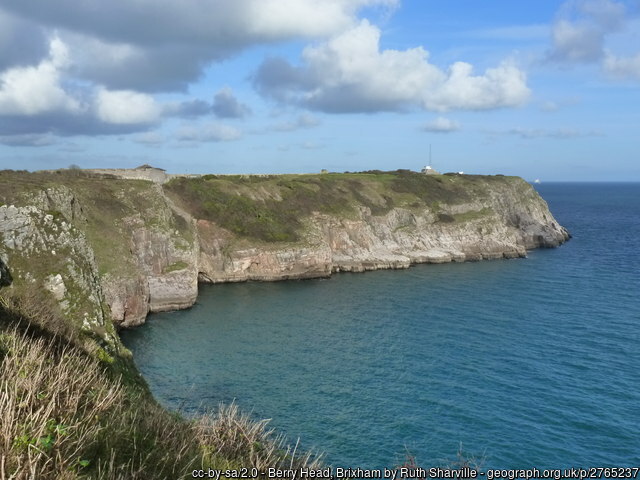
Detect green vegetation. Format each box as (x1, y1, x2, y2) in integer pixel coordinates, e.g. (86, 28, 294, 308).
(0, 169, 193, 278)
(0, 168, 523, 250)
(165, 173, 382, 243)
(453, 207, 493, 222)
(0, 290, 322, 479)
(164, 260, 189, 273)
(164, 171, 520, 243)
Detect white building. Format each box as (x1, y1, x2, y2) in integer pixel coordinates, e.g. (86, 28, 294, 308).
(421, 165, 440, 175)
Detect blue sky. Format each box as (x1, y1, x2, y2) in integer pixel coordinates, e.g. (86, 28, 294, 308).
(0, 0, 638, 181)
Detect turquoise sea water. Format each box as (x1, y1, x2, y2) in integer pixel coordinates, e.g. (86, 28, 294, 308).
(121, 183, 640, 469)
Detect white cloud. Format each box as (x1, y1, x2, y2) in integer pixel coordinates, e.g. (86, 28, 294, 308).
(0, 34, 244, 136)
(604, 52, 640, 80)
(243, 0, 398, 39)
(1, 0, 398, 92)
(423, 117, 460, 133)
(550, 19, 605, 62)
(424, 61, 529, 111)
(3, 0, 398, 46)
(254, 20, 530, 113)
(95, 88, 161, 125)
(176, 123, 242, 142)
(546, 0, 640, 82)
(0, 36, 80, 116)
(547, 0, 627, 63)
(577, 0, 626, 29)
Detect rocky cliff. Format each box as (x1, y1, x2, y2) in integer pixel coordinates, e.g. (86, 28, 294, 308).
(0, 169, 569, 339)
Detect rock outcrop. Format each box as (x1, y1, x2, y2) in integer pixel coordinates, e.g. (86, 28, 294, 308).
(0, 198, 118, 346)
(0, 170, 569, 333)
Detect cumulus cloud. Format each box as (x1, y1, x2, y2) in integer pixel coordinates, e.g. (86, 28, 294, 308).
(212, 88, 252, 119)
(545, 0, 640, 81)
(60, 33, 212, 93)
(0, 36, 80, 116)
(2, 0, 397, 46)
(423, 117, 460, 133)
(254, 20, 530, 113)
(95, 88, 162, 125)
(547, 0, 627, 63)
(176, 123, 242, 143)
(1, 0, 397, 92)
(0, 33, 253, 140)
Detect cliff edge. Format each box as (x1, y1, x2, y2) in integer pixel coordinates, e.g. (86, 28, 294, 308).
(0, 169, 569, 344)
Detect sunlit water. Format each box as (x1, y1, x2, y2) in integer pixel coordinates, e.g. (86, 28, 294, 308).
(121, 183, 640, 469)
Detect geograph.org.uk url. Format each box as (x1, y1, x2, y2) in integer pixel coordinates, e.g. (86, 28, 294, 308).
(191, 467, 640, 480)
(481, 467, 640, 480)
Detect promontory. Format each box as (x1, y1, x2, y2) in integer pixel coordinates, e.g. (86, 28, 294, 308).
(0, 167, 569, 350)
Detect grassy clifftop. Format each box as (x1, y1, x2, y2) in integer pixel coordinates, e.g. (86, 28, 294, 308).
(0, 169, 192, 279)
(164, 170, 520, 243)
(0, 168, 524, 247)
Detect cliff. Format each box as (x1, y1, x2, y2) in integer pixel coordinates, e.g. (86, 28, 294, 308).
(0, 169, 569, 341)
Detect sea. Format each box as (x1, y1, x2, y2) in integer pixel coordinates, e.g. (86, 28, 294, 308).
(121, 183, 640, 469)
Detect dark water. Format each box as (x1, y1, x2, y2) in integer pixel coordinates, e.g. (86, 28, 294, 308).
(121, 183, 640, 469)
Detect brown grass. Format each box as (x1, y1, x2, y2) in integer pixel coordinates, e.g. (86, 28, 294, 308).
(0, 294, 323, 479)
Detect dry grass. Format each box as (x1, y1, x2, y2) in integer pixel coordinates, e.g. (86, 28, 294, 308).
(0, 323, 126, 478)
(0, 322, 197, 479)
(0, 285, 79, 347)
(196, 403, 323, 472)
(0, 296, 323, 479)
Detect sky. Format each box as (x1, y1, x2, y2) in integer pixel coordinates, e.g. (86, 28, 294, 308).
(0, 0, 638, 181)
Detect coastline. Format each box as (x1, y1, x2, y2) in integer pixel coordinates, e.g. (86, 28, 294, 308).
(0, 169, 569, 339)
(0, 168, 574, 477)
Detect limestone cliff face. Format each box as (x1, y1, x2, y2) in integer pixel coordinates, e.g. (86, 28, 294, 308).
(0, 171, 569, 333)
(0, 191, 118, 347)
(196, 179, 568, 282)
(0, 174, 198, 333)
(96, 185, 199, 328)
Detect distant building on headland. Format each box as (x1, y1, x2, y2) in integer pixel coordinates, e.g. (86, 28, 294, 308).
(85, 164, 201, 184)
(421, 165, 440, 175)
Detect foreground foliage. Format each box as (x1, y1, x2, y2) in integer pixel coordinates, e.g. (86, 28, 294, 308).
(0, 294, 322, 479)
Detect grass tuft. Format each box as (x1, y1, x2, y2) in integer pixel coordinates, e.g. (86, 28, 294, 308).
(0, 294, 323, 479)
